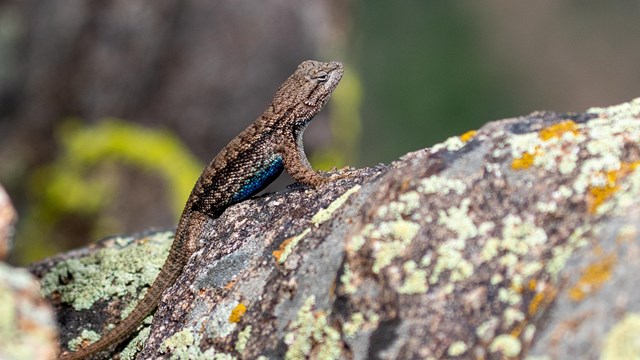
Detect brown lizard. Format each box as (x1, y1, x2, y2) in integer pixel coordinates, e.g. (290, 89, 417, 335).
(59, 60, 344, 359)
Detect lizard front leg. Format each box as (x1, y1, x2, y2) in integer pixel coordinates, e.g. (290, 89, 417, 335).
(280, 130, 329, 188)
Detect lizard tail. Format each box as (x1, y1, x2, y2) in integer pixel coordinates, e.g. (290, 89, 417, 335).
(59, 240, 187, 360)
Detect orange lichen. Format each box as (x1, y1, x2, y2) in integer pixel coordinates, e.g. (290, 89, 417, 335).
(528, 292, 545, 316)
(511, 149, 539, 170)
(510, 322, 526, 338)
(272, 236, 295, 263)
(588, 161, 640, 213)
(568, 254, 617, 301)
(528, 282, 557, 316)
(460, 130, 477, 143)
(229, 303, 247, 323)
(538, 120, 580, 141)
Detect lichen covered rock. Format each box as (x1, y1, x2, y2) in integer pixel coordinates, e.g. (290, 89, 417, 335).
(35, 98, 640, 359)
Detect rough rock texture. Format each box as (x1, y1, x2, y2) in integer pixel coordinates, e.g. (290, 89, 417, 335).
(0, 185, 58, 360)
(0, 184, 16, 260)
(33, 98, 640, 359)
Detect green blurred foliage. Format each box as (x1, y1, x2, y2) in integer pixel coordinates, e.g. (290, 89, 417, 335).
(312, 62, 363, 171)
(352, 3, 519, 165)
(15, 119, 202, 263)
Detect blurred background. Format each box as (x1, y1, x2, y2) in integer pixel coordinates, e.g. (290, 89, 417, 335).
(1, 1, 639, 264)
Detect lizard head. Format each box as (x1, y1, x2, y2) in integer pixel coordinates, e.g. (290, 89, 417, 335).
(270, 60, 344, 127)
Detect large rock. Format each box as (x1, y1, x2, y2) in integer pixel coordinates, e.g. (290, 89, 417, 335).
(32, 98, 640, 359)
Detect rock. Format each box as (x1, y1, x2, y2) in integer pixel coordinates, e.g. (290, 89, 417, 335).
(0, 185, 58, 360)
(33, 98, 640, 359)
(0, 263, 59, 360)
(0, 184, 16, 260)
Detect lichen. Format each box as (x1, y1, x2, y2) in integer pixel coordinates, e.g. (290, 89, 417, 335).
(284, 296, 341, 360)
(40, 232, 172, 310)
(447, 340, 468, 357)
(342, 313, 365, 339)
(311, 185, 361, 227)
(371, 220, 421, 274)
(418, 176, 467, 196)
(397, 260, 428, 294)
(339, 264, 357, 295)
(235, 326, 252, 353)
(489, 334, 522, 357)
(229, 303, 247, 323)
(568, 253, 617, 301)
(273, 229, 311, 264)
(431, 135, 465, 152)
(459, 130, 477, 143)
(602, 312, 640, 360)
(67, 330, 100, 352)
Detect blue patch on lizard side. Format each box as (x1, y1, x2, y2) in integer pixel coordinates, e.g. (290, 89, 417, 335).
(230, 155, 284, 203)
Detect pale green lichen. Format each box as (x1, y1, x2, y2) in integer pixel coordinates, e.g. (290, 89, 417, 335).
(371, 220, 421, 274)
(447, 341, 468, 357)
(438, 198, 477, 240)
(602, 312, 640, 360)
(418, 176, 467, 195)
(343, 312, 365, 339)
(382, 191, 423, 219)
(545, 225, 590, 280)
(503, 307, 525, 327)
(275, 228, 311, 264)
(498, 286, 522, 306)
(523, 324, 537, 343)
(476, 318, 499, 342)
(346, 233, 366, 253)
(68, 330, 100, 351)
(489, 334, 522, 357)
(311, 185, 361, 227)
(429, 239, 474, 285)
(235, 326, 252, 353)
(161, 327, 227, 360)
(40, 232, 172, 310)
(397, 260, 428, 294)
(501, 215, 548, 254)
(162, 328, 196, 352)
(284, 296, 341, 360)
(431, 135, 466, 152)
(490, 273, 503, 285)
(119, 326, 151, 360)
(340, 264, 357, 295)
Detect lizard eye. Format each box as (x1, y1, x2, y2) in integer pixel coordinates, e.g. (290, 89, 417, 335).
(314, 71, 329, 82)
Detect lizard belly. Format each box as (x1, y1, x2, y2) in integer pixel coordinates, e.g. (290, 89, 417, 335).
(230, 155, 284, 202)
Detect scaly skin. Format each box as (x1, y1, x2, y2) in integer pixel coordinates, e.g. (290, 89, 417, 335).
(59, 60, 343, 359)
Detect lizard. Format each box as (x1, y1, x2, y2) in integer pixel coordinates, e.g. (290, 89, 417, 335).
(59, 60, 344, 359)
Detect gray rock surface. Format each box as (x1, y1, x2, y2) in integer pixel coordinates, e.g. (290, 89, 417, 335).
(32, 98, 640, 359)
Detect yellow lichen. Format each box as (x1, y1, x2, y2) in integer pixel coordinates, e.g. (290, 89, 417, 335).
(527, 282, 557, 317)
(229, 303, 247, 323)
(459, 130, 477, 143)
(511, 149, 539, 170)
(588, 161, 640, 213)
(568, 253, 617, 301)
(538, 120, 580, 141)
